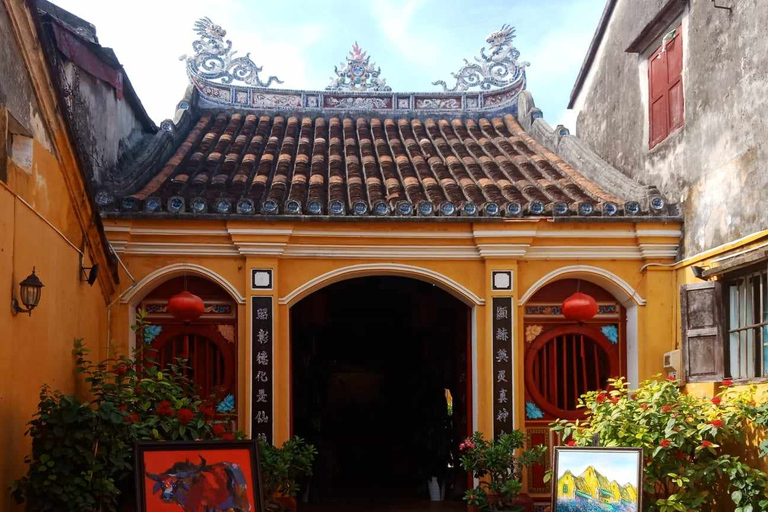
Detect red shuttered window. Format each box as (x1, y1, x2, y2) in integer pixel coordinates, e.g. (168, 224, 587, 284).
(648, 26, 684, 148)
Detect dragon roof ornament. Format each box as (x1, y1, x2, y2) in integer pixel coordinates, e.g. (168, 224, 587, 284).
(433, 24, 529, 92)
(184, 18, 527, 114)
(183, 17, 283, 87)
(327, 42, 391, 92)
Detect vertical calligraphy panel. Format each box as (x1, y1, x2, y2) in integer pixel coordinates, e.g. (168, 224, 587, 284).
(492, 296, 513, 439)
(251, 296, 273, 443)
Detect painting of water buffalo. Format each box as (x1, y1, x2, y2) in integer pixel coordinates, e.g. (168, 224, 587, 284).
(135, 440, 264, 512)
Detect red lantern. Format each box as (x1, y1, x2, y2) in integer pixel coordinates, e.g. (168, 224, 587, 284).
(167, 290, 205, 323)
(562, 292, 598, 322)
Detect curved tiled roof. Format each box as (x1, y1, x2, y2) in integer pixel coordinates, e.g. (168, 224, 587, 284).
(94, 19, 677, 220)
(101, 109, 669, 219)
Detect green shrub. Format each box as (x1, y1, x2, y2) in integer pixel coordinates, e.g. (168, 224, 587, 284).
(11, 311, 239, 511)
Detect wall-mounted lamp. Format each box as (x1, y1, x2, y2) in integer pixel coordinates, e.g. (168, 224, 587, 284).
(11, 267, 44, 316)
(81, 263, 99, 286)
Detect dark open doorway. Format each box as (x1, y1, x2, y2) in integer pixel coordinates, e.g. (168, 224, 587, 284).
(291, 276, 470, 506)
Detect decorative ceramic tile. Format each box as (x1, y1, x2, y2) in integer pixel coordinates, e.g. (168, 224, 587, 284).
(251, 269, 273, 290)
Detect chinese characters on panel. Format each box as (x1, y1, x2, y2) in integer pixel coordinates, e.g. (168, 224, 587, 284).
(493, 297, 513, 439)
(251, 296, 273, 443)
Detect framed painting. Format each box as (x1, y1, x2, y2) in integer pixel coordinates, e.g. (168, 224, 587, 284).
(135, 440, 264, 512)
(551, 446, 643, 512)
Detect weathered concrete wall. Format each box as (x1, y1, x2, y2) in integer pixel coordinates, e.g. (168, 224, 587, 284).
(60, 62, 151, 183)
(573, 0, 768, 256)
(0, 4, 51, 150)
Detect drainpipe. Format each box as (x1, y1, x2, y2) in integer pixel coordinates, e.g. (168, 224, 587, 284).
(106, 244, 136, 356)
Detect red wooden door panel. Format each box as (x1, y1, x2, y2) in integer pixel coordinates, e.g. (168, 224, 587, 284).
(648, 26, 684, 148)
(666, 29, 684, 131)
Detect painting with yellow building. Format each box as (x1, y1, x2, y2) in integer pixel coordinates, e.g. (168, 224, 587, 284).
(553, 448, 641, 512)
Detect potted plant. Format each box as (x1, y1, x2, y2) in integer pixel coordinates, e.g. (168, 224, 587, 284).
(258, 436, 317, 512)
(459, 431, 545, 511)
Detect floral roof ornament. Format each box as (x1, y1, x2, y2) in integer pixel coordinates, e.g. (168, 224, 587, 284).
(183, 17, 283, 88)
(327, 42, 391, 92)
(433, 23, 529, 92)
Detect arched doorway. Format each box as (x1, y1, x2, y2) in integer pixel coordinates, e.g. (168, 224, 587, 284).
(522, 278, 627, 497)
(139, 276, 239, 421)
(291, 276, 471, 507)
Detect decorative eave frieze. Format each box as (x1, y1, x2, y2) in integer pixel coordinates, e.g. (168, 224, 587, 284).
(103, 222, 680, 260)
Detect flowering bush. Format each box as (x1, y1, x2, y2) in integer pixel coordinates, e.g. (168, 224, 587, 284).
(459, 430, 546, 511)
(549, 376, 768, 512)
(11, 311, 241, 512)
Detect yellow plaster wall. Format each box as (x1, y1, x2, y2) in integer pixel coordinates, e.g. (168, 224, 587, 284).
(0, 141, 109, 512)
(105, 217, 681, 456)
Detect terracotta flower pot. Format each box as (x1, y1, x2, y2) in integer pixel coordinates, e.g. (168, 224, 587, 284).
(276, 496, 297, 511)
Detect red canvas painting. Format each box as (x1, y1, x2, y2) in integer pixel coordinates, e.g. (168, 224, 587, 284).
(136, 441, 262, 512)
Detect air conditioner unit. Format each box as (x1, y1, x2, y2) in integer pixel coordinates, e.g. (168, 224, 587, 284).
(663, 349, 682, 380)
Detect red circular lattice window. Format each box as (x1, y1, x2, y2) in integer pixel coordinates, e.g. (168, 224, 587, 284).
(524, 325, 619, 420)
(151, 325, 236, 399)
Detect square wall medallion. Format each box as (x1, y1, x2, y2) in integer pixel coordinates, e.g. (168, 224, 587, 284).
(251, 269, 273, 290)
(492, 270, 513, 291)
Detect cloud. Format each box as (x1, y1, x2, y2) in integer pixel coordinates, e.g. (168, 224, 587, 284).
(368, 0, 441, 69)
(49, 0, 321, 123)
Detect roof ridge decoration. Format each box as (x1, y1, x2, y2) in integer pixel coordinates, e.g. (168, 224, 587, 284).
(433, 24, 528, 92)
(184, 17, 283, 87)
(185, 18, 527, 114)
(327, 42, 391, 92)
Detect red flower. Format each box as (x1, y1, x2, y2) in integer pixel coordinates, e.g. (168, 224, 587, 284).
(201, 405, 216, 420)
(709, 419, 723, 428)
(701, 440, 713, 447)
(156, 400, 174, 417)
(674, 450, 686, 460)
(661, 405, 674, 413)
(460, 439, 476, 452)
(666, 375, 676, 382)
(177, 407, 194, 425)
(566, 440, 577, 447)
(659, 439, 671, 448)
(125, 412, 140, 423)
(721, 379, 733, 387)
(596, 393, 607, 403)
(610, 396, 620, 404)
(640, 404, 649, 410)
(221, 433, 236, 440)
(711, 397, 722, 405)
(114, 364, 128, 376)
(212, 424, 226, 437)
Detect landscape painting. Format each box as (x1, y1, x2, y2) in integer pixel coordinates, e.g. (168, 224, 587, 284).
(135, 440, 264, 512)
(552, 447, 643, 512)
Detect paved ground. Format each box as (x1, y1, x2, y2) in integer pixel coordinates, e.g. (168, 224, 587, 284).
(302, 501, 466, 512)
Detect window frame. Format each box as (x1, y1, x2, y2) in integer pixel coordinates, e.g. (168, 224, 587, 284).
(723, 262, 768, 381)
(647, 24, 684, 149)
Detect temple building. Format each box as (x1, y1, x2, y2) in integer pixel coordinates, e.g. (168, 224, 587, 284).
(2, 2, 687, 509)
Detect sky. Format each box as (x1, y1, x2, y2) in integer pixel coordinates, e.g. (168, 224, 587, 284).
(557, 450, 641, 488)
(49, 0, 606, 128)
